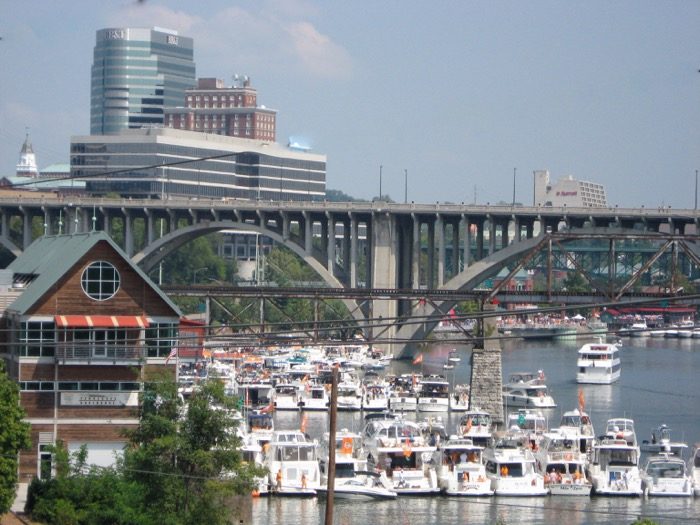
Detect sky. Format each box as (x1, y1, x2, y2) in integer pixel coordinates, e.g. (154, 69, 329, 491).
(0, 0, 698, 207)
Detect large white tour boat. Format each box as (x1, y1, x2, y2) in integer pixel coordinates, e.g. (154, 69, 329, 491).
(576, 341, 621, 384)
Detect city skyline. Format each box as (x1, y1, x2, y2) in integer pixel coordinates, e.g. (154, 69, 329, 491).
(0, 0, 698, 207)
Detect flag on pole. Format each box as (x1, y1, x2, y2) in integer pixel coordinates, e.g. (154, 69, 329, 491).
(260, 401, 275, 414)
(412, 353, 423, 365)
(165, 347, 178, 364)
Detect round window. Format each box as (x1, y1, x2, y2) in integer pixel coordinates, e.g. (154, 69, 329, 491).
(80, 261, 120, 301)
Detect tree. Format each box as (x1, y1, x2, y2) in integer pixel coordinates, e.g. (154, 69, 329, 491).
(0, 360, 31, 514)
(562, 271, 589, 293)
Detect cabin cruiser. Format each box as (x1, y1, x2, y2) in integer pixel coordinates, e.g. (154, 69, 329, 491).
(587, 436, 642, 496)
(362, 382, 391, 412)
(388, 374, 419, 412)
(272, 383, 302, 411)
(690, 446, 700, 496)
(317, 429, 397, 500)
(417, 375, 450, 412)
(604, 418, 637, 447)
(336, 375, 363, 411)
(559, 408, 596, 439)
(576, 340, 621, 384)
(448, 350, 461, 363)
(299, 381, 330, 411)
(641, 452, 693, 497)
(482, 436, 547, 496)
(266, 430, 321, 496)
(640, 424, 689, 457)
(363, 416, 439, 495)
(502, 382, 556, 409)
(436, 438, 493, 496)
(458, 409, 493, 447)
(450, 384, 470, 412)
(505, 409, 547, 449)
(535, 429, 593, 496)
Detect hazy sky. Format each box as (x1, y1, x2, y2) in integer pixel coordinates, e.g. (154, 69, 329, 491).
(1, 0, 698, 207)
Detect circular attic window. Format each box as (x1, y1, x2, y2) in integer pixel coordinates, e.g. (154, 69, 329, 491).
(80, 261, 120, 301)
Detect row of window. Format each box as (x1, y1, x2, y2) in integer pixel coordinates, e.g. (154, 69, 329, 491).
(20, 381, 141, 392)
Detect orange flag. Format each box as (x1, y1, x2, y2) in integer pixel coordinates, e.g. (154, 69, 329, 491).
(412, 354, 423, 365)
(300, 413, 308, 433)
(578, 388, 585, 413)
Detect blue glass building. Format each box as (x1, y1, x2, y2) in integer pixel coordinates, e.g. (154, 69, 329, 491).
(91, 27, 196, 135)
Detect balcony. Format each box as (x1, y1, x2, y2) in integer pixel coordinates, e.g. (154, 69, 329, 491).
(55, 344, 144, 365)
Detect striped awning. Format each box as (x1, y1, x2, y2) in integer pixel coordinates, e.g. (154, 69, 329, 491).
(54, 315, 149, 328)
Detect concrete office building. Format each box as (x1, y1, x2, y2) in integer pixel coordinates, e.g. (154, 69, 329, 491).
(91, 27, 195, 135)
(165, 77, 277, 142)
(70, 128, 326, 200)
(534, 170, 607, 208)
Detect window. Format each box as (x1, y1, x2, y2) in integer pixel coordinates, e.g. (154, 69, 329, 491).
(81, 261, 120, 301)
(39, 444, 53, 480)
(20, 320, 55, 357)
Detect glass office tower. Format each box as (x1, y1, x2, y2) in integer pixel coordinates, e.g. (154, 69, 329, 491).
(91, 27, 195, 135)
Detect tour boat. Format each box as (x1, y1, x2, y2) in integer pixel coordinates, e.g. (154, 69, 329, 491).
(436, 437, 493, 496)
(641, 452, 694, 497)
(690, 446, 700, 496)
(535, 429, 593, 496)
(449, 384, 470, 412)
(417, 375, 450, 412)
(587, 436, 642, 496)
(272, 383, 301, 411)
(362, 416, 440, 495)
(458, 409, 493, 447)
(576, 340, 621, 384)
(482, 436, 547, 496)
(266, 430, 321, 496)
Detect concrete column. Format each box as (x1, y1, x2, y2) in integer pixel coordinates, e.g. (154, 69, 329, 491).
(526, 221, 534, 239)
(282, 211, 290, 241)
(370, 212, 397, 356)
(411, 214, 420, 288)
(489, 218, 496, 255)
(123, 209, 133, 257)
(304, 212, 313, 254)
(436, 215, 445, 287)
(342, 219, 351, 276)
(81, 207, 92, 232)
(101, 208, 110, 237)
(146, 210, 154, 244)
(468, 303, 504, 426)
(463, 216, 472, 267)
(476, 220, 484, 260)
(0, 210, 8, 239)
(169, 211, 176, 233)
(350, 215, 358, 288)
(326, 213, 335, 273)
(451, 221, 459, 278)
(513, 216, 521, 243)
(427, 219, 435, 288)
(22, 208, 32, 248)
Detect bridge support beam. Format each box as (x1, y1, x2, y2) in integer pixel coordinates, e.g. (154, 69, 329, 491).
(370, 212, 397, 356)
(469, 303, 504, 426)
(412, 215, 420, 288)
(437, 215, 445, 287)
(349, 215, 358, 287)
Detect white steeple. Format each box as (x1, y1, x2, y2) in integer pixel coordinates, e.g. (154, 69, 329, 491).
(16, 128, 39, 178)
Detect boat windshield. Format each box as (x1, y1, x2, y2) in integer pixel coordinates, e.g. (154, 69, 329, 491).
(276, 444, 317, 461)
(647, 461, 685, 478)
(599, 448, 638, 466)
(461, 414, 490, 427)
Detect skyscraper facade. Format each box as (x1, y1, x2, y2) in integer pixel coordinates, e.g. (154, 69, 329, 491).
(91, 27, 196, 135)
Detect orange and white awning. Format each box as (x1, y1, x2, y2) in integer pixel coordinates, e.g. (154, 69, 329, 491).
(54, 315, 149, 328)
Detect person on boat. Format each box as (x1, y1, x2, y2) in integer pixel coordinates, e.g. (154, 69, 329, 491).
(573, 469, 583, 484)
(367, 452, 376, 471)
(276, 468, 283, 491)
(500, 465, 509, 477)
(301, 472, 307, 490)
(460, 451, 468, 464)
(384, 455, 393, 476)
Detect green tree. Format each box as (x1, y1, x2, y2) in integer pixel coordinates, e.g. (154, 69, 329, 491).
(0, 361, 31, 514)
(562, 271, 589, 293)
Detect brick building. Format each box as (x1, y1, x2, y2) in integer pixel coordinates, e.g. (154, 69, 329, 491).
(0, 231, 181, 480)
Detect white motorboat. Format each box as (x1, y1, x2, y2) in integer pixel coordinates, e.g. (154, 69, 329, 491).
(266, 430, 321, 496)
(482, 436, 547, 496)
(690, 446, 700, 496)
(436, 438, 493, 496)
(443, 361, 455, 370)
(448, 350, 461, 363)
(505, 409, 547, 448)
(449, 384, 470, 412)
(535, 429, 593, 496)
(458, 409, 493, 447)
(604, 418, 637, 447)
(272, 383, 301, 411)
(502, 382, 556, 409)
(587, 436, 642, 496)
(317, 471, 397, 500)
(336, 375, 363, 411)
(640, 424, 688, 457)
(417, 375, 450, 412)
(559, 408, 596, 440)
(629, 321, 650, 337)
(576, 340, 621, 384)
(641, 452, 693, 497)
(362, 382, 391, 412)
(388, 374, 419, 412)
(363, 416, 440, 495)
(299, 382, 330, 411)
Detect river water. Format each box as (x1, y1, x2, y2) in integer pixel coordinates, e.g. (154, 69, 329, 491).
(246, 336, 700, 525)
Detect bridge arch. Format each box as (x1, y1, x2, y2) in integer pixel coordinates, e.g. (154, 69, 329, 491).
(131, 220, 365, 322)
(395, 227, 670, 349)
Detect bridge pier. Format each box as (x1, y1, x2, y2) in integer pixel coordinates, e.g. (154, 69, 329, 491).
(370, 212, 397, 355)
(469, 304, 504, 426)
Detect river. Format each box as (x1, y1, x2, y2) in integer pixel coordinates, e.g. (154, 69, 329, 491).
(245, 336, 700, 525)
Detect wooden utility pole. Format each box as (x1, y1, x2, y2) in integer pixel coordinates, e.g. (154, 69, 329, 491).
(324, 366, 339, 525)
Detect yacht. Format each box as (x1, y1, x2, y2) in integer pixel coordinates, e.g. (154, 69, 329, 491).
(417, 375, 450, 412)
(587, 436, 642, 496)
(640, 424, 689, 457)
(336, 375, 363, 411)
(482, 436, 547, 496)
(272, 383, 302, 411)
(535, 429, 593, 496)
(266, 430, 321, 496)
(363, 416, 440, 495)
(505, 409, 547, 449)
(436, 437, 493, 496)
(448, 349, 461, 363)
(317, 471, 397, 500)
(641, 452, 694, 497)
(362, 382, 391, 412)
(502, 382, 556, 409)
(559, 408, 596, 440)
(576, 340, 621, 384)
(604, 418, 637, 447)
(449, 384, 470, 412)
(458, 409, 493, 447)
(299, 382, 330, 411)
(388, 374, 419, 412)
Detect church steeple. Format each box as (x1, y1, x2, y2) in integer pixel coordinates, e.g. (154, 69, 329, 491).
(16, 128, 39, 178)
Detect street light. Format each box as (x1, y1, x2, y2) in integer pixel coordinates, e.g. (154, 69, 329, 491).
(192, 267, 208, 284)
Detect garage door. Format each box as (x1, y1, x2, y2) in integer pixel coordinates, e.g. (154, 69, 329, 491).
(67, 441, 125, 468)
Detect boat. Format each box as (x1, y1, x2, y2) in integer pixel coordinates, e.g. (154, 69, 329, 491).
(690, 446, 700, 496)
(559, 408, 596, 439)
(457, 409, 493, 447)
(587, 436, 642, 496)
(298, 381, 330, 411)
(640, 424, 689, 457)
(317, 471, 397, 500)
(442, 361, 454, 370)
(271, 383, 301, 411)
(362, 416, 440, 495)
(266, 430, 321, 496)
(641, 452, 694, 497)
(576, 340, 621, 384)
(362, 382, 391, 412)
(604, 418, 637, 447)
(535, 429, 593, 496)
(502, 382, 556, 409)
(336, 374, 363, 411)
(449, 384, 470, 412)
(505, 409, 547, 448)
(388, 374, 419, 412)
(417, 375, 450, 412)
(448, 350, 461, 363)
(482, 435, 547, 496)
(436, 437, 493, 496)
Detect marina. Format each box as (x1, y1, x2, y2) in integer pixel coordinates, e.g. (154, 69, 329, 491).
(238, 336, 700, 524)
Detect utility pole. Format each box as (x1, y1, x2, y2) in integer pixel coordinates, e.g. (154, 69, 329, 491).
(324, 366, 339, 525)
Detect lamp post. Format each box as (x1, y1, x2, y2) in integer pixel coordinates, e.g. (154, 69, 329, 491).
(512, 167, 516, 206)
(192, 266, 208, 284)
(379, 165, 383, 201)
(404, 169, 408, 203)
(695, 169, 698, 210)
